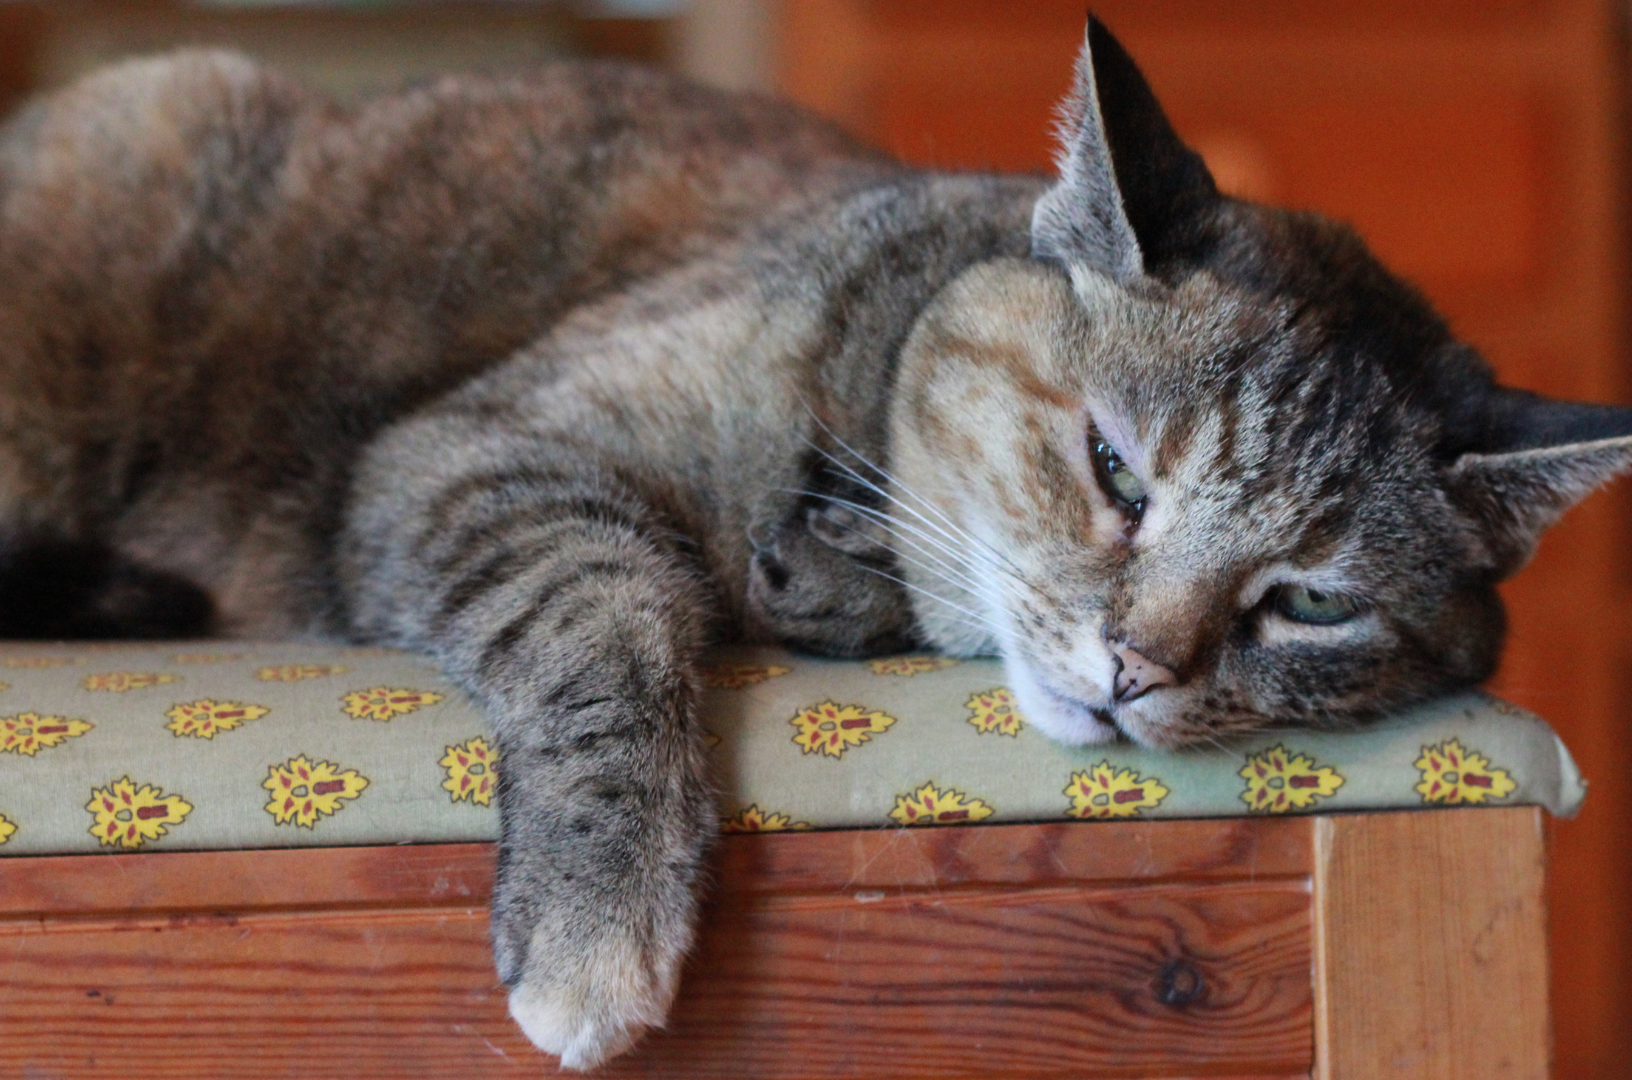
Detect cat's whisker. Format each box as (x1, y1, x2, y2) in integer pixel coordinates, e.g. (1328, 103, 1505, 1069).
(846, 521, 992, 603)
(800, 433, 1035, 594)
(857, 564, 1002, 640)
(796, 420, 972, 544)
(782, 486, 979, 583)
(796, 489, 1014, 603)
(773, 485, 991, 601)
(798, 506, 1013, 629)
(803, 437, 973, 551)
(874, 495, 1033, 604)
(802, 428, 1040, 596)
(799, 419, 1010, 561)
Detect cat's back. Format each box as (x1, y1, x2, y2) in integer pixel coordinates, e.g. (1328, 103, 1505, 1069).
(0, 50, 898, 633)
(0, 49, 892, 524)
(0, 49, 892, 378)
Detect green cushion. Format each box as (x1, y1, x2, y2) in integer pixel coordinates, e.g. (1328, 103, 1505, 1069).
(0, 642, 1585, 855)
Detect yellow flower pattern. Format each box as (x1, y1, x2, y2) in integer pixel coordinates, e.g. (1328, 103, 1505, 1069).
(1, 713, 93, 756)
(257, 664, 350, 683)
(1065, 761, 1170, 819)
(341, 686, 445, 722)
(1415, 739, 1517, 805)
(0, 638, 1575, 853)
(966, 687, 1024, 736)
(722, 804, 812, 833)
(83, 671, 179, 693)
(791, 701, 896, 758)
(889, 781, 994, 826)
(869, 655, 960, 676)
(1240, 744, 1344, 813)
(263, 756, 369, 828)
(440, 737, 498, 806)
(86, 777, 192, 849)
(165, 700, 270, 740)
(703, 662, 792, 689)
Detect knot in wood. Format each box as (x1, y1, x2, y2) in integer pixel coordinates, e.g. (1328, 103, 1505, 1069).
(1155, 958, 1204, 1007)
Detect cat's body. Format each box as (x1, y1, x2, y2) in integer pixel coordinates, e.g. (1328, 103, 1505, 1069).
(3, 22, 1631, 1068)
(0, 51, 916, 639)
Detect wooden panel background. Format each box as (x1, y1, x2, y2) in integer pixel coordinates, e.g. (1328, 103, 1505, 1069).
(777, 4, 1628, 1077)
(0, 821, 1315, 1079)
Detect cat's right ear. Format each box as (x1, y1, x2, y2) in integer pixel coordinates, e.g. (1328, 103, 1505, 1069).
(1031, 17, 1220, 286)
(1446, 388, 1632, 577)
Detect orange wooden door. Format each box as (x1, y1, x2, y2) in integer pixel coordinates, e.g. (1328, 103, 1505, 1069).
(777, 3, 1631, 1076)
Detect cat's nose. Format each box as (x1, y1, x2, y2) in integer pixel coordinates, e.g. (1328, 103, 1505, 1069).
(1111, 644, 1177, 702)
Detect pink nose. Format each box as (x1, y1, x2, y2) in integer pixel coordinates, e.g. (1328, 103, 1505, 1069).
(1112, 644, 1177, 702)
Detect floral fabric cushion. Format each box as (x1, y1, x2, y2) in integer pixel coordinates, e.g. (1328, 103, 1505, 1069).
(0, 642, 1585, 856)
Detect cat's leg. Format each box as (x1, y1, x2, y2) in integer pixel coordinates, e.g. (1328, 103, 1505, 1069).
(341, 430, 716, 1069)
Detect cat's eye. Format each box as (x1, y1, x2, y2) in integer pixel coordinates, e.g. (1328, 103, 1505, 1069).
(1090, 439, 1147, 521)
(1274, 585, 1360, 625)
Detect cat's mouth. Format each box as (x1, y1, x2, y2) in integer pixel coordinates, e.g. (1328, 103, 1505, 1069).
(1085, 706, 1134, 744)
(1088, 705, 1123, 734)
(1020, 675, 1124, 745)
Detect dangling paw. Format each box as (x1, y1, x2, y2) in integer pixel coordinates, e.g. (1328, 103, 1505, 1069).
(504, 925, 686, 1071)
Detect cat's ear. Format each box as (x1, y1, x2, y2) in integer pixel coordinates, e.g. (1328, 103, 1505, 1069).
(1446, 388, 1632, 577)
(1031, 16, 1219, 285)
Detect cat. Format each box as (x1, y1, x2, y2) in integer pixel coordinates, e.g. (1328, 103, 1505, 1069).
(0, 15, 1628, 1068)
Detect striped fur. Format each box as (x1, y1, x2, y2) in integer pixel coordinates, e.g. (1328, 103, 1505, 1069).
(0, 21, 1629, 1066)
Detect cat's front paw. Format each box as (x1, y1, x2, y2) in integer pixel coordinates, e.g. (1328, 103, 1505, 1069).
(504, 928, 685, 1070)
(489, 813, 703, 1071)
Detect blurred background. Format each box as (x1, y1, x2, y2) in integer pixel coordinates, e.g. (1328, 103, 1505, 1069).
(0, 1, 1624, 1075)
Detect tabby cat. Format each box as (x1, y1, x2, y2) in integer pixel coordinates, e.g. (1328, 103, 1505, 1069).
(0, 17, 1627, 1067)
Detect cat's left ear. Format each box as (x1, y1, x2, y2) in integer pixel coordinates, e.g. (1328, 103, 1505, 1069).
(1031, 16, 1220, 285)
(1446, 388, 1632, 577)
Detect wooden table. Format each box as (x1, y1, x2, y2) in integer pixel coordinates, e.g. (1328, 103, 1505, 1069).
(0, 807, 1548, 1078)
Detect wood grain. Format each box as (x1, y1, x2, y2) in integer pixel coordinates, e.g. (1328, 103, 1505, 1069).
(0, 816, 1312, 917)
(718, 815, 1313, 894)
(1312, 806, 1549, 1079)
(611, 880, 1312, 1078)
(1, 820, 1315, 1079)
(0, 843, 499, 919)
(0, 881, 1313, 1079)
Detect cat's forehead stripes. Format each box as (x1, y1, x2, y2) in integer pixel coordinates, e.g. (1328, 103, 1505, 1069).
(1062, 285, 1404, 554)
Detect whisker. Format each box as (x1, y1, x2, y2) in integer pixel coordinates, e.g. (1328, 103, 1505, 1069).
(803, 441, 1026, 591)
(794, 489, 1006, 601)
(861, 530, 989, 602)
(857, 564, 1001, 638)
(799, 424, 1037, 591)
(776, 484, 1005, 646)
(801, 418, 1008, 552)
(781, 487, 972, 579)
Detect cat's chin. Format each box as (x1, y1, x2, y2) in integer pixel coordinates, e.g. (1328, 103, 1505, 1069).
(1002, 659, 1120, 746)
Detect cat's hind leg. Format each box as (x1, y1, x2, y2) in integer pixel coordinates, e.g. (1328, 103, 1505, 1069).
(341, 415, 716, 1069)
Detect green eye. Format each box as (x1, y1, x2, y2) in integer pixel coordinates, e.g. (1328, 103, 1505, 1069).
(1091, 439, 1147, 519)
(1275, 585, 1360, 626)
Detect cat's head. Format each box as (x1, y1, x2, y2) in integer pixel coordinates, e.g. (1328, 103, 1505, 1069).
(887, 18, 1632, 747)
